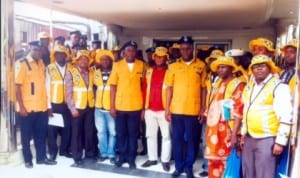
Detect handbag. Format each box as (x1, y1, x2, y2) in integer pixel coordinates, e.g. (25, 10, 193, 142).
(222, 148, 242, 178)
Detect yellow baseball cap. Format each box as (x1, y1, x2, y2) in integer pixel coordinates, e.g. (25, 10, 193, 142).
(210, 56, 238, 72)
(280, 39, 299, 52)
(50, 45, 68, 63)
(205, 49, 224, 63)
(169, 43, 180, 53)
(75, 50, 90, 60)
(152, 46, 169, 59)
(38, 31, 51, 39)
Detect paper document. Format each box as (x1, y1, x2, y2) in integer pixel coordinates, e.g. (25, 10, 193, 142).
(48, 113, 64, 127)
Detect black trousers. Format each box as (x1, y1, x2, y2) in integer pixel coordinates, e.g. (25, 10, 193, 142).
(71, 107, 97, 162)
(47, 103, 71, 158)
(20, 111, 48, 163)
(115, 110, 141, 164)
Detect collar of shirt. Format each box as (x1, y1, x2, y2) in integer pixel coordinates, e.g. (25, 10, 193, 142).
(253, 73, 272, 86)
(55, 62, 66, 75)
(55, 62, 66, 69)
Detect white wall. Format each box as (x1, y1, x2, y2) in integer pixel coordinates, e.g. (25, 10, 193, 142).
(117, 26, 276, 58)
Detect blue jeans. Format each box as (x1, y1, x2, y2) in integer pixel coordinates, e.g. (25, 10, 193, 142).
(94, 109, 116, 158)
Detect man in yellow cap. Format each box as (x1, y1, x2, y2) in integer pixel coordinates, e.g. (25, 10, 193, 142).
(46, 45, 73, 161)
(15, 41, 57, 168)
(168, 43, 181, 64)
(112, 46, 121, 62)
(38, 31, 52, 66)
(65, 50, 97, 166)
(109, 41, 146, 169)
(249, 37, 276, 57)
(205, 56, 245, 178)
(165, 36, 206, 178)
(280, 39, 299, 165)
(241, 55, 293, 178)
(93, 50, 116, 164)
(140, 46, 171, 172)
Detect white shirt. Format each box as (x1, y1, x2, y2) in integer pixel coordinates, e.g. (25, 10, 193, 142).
(185, 61, 192, 65)
(127, 62, 134, 72)
(46, 62, 67, 109)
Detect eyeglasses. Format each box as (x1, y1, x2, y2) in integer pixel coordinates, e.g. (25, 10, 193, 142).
(252, 63, 268, 69)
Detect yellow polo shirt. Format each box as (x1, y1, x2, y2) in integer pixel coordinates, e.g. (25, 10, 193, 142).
(165, 58, 207, 115)
(109, 58, 146, 111)
(15, 55, 48, 112)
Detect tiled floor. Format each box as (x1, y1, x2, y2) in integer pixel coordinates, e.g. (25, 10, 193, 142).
(0, 154, 207, 178)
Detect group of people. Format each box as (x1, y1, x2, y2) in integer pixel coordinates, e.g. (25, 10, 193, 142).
(15, 30, 299, 178)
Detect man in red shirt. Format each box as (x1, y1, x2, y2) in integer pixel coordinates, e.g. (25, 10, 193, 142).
(141, 47, 171, 172)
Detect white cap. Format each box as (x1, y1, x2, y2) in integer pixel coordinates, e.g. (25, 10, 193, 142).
(225, 49, 244, 57)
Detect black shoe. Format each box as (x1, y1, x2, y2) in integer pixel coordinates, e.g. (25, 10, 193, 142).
(115, 160, 124, 168)
(185, 170, 195, 178)
(109, 158, 116, 164)
(199, 171, 208, 177)
(60, 152, 72, 158)
(36, 158, 57, 165)
(129, 163, 136, 169)
(25, 162, 33, 168)
(48, 154, 56, 161)
(172, 170, 183, 177)
(141, 160, 157, 167)
(72, 160, 84, 167)
(97, 156, 107, 162)
(161, 162, 170, 172)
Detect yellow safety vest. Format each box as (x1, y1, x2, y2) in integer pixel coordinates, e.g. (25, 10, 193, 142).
(94, 69, 111, 110)
(70, 68, 94, 109)
(242, 76, 281, 137)
(48, 63, 72, 104)
(144, 68, 167, 109)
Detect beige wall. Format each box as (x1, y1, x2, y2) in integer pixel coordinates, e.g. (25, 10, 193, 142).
(117, 26, 276, 58)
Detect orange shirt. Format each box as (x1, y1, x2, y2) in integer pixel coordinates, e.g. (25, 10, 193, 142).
(165, 58, 207, 115)
(15, 55, 48, 112)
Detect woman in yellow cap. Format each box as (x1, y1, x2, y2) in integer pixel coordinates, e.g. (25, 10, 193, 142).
(249, 37, 276, 57)
(93, 50, 116, 164)
(205, 56, 245, 178)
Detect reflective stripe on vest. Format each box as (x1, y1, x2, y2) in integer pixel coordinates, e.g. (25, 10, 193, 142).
(48, 63, 71, 104)
(94, 69, 111, 110)
(70, 68, 94, 109)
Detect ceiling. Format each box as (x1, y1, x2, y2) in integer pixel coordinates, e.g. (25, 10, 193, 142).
(19, 0, 299, 30)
